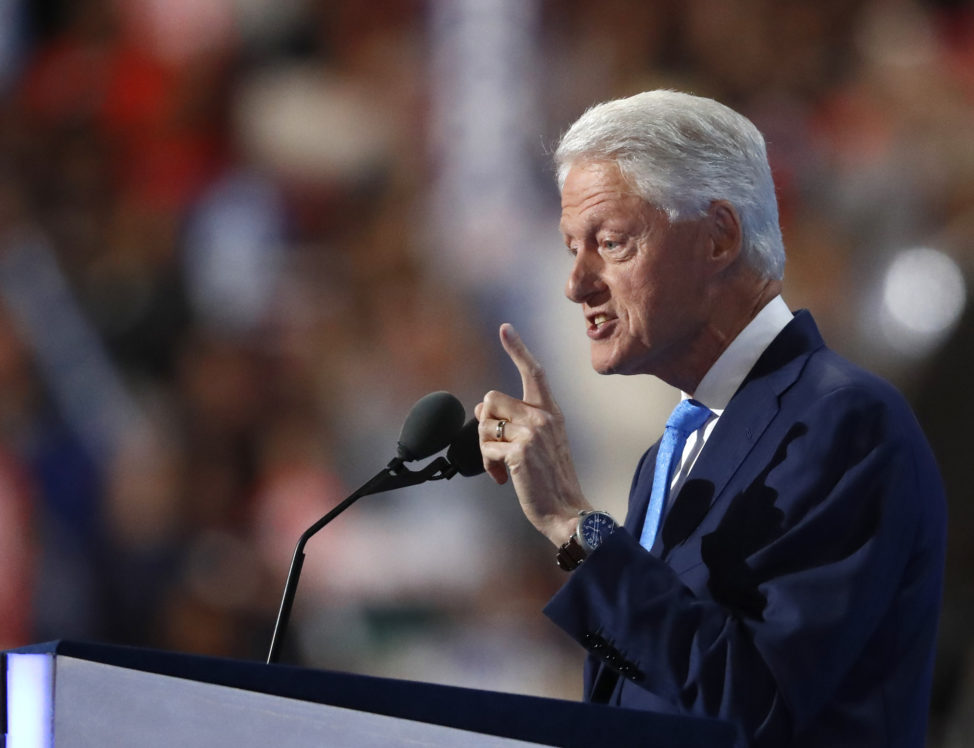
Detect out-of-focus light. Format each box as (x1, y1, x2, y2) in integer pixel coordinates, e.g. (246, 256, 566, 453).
(6, 653, 54, 748)
(880, 247, 966, 357)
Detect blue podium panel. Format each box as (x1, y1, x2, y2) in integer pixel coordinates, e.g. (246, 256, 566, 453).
(2, 641, 738, 747)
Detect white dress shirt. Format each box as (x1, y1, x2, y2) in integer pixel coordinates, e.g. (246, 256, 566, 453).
(668, 295, 793, 496)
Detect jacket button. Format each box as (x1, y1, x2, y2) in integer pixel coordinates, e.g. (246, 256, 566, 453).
(620, 663, 642, 681)
(582, 633, 608, 652)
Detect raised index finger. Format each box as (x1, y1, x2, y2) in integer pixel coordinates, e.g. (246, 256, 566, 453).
(499, 323, 556, 410)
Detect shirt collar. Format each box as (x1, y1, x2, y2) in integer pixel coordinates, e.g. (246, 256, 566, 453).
(685, 295, 793, 412)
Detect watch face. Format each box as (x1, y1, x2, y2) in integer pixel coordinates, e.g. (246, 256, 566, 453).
(578, 512, 616, 554)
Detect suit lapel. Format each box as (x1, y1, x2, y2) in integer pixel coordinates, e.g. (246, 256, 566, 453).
(650, 377, 781, 557)
(625, 444, 659, 538)
(649, 312, 826, 559)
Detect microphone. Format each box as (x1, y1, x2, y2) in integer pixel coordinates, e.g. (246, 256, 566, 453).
(446, 418, 486, 477)
(396, 391, 466, 462)
(266, 391, 477, 664)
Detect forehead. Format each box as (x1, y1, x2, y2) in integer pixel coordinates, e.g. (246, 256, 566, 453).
(559, 161, 649, 233)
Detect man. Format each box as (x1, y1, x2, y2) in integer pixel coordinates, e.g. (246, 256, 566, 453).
(475, 91, 945, 747)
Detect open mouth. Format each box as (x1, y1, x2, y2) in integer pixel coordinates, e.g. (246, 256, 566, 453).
(588, 312, 615, 338)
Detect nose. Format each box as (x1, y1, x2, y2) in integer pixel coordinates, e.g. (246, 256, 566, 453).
(565, 249, 604, 304)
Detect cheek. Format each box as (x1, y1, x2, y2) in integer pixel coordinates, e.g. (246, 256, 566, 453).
(618, 275, 659, 334)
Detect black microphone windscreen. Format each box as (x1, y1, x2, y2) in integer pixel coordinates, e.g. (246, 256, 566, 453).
(447, 418, 486, 477)
(396, 391, 466, 461)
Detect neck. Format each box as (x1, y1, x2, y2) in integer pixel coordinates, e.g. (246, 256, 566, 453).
(657, 274, 782, 395)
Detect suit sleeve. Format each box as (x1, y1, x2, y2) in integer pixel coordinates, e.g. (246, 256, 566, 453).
(543, 385, 945, 746)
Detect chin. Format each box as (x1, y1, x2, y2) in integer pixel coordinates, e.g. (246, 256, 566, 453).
(590, 344, 651, 377)
(591, 356, 631, 376)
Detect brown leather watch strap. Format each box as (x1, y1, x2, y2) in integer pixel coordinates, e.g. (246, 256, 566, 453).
(556, 535, 587, 571)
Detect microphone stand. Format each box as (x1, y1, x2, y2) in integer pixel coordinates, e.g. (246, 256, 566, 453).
(266, 455, 460, 664)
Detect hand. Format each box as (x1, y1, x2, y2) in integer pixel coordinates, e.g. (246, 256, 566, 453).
(476, 323, 592, 546)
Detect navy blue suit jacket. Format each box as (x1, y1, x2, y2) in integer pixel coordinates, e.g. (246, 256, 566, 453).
(544, 311, 946, 747)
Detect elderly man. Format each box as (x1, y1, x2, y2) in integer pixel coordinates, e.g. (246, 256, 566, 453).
(476, 91, 945, 747)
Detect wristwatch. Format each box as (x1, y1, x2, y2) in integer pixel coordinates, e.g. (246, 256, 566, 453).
(556, 510, 618, 571)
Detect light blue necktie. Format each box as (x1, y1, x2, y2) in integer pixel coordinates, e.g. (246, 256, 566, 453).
(639, 399, 712, 550)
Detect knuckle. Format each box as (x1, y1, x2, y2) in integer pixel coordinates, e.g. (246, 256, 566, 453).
(532, 410, 554, 429)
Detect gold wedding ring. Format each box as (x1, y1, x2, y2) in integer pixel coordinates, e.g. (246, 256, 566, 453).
(495, 419, 508, 441)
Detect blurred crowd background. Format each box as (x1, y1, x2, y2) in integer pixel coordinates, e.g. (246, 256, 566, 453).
(1, 0, 973, 743)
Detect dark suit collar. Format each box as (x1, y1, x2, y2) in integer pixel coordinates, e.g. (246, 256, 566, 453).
(739, 309, 824, 394)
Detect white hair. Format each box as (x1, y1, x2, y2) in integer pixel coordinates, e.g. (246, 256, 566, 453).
(554, 90, 785, 280)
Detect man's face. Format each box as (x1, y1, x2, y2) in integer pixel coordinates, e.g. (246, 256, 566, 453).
(559, 160, 713, 379)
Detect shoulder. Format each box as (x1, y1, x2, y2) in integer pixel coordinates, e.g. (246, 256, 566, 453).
(793, 343, 923, 443)
(765, 311, 924, 440)
(769, 341, 945, 532)
(745, 313, 943, 510)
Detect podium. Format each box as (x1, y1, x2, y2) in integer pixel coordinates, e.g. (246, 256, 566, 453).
(2, 640, 737, 746)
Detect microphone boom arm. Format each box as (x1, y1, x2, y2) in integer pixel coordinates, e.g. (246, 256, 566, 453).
(265, 455, 458, 664)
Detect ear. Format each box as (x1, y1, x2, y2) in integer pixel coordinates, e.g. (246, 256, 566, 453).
(708, 200, 742, 269)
